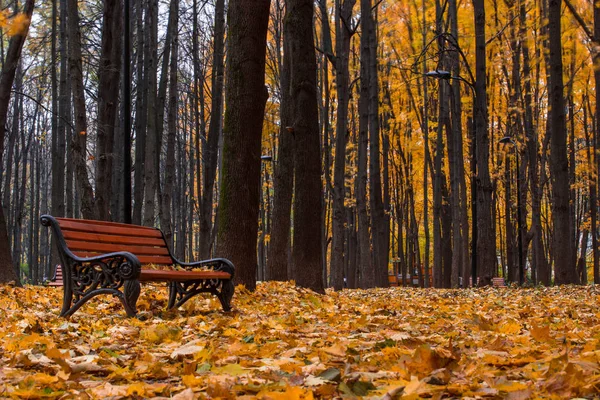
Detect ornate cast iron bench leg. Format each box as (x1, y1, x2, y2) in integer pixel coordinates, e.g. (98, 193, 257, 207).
(123, 279, 141, 317)
(217, 280, 234, 312)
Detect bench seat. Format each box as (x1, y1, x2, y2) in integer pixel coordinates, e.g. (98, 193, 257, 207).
(41, 214, 235, 318)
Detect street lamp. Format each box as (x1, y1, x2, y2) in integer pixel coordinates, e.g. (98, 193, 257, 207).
(425, 70, 477, 287)
(499, 136, 524, 285)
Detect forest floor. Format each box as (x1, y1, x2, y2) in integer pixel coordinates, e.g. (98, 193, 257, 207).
(0, 281, 599, 399)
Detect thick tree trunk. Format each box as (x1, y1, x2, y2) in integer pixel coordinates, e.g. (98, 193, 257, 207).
(217, 0, 270, 291)
(0, 0, 34, 284)
(548, 0, 574, 284)
(288, 0, 324, 292)
(96, 0, 122, 221)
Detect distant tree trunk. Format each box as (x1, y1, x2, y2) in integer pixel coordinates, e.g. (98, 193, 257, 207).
(288, 0, 324, 292)
(473, 0, 495, 286)
(67, 0, 97, 220)
(269, 0, 293, 282)
(0, 0, 34, 284)
(200, 0, 225, 258)
(96, 0, 123, 221)
(504, 155, 517, 282)
(330, 0, 356, 290)
(217, 0, 270, 290)
(142, 0, 158, 226)
(31, 142, 41, 283)
(548, 0, 573, 284)
(160, 0, 179, 245)
(132, 0, 146, 225)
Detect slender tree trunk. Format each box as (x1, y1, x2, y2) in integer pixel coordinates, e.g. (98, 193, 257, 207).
(142, 0, 158, 226)
(0, 0, 34, 284)
(217, 0, 271, 290)
(269, 0, 292, 282)
(51, 0, 65, 221)
(330, 0, 356, 290)
(473, 0, 495, 286)
(133, 0, 146, 225)
(594, 0, 600, 284)
(160, 0, 179, 245)
(421, 0, 431, 287)
(357, 0, 373, 288)
(67, 0, 97, 219)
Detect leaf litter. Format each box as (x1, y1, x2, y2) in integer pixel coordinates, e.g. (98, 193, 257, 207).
(0, 282, 599, 398)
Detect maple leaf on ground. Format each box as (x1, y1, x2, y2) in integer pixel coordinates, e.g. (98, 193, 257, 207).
(0, 282, 599, 398)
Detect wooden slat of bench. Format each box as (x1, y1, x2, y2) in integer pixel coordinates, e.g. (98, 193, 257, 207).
(65, 239, 170, 256)
(140, 269, 231, 282)
(61, 230, 166, 247)
(56, 217, 158, 230)
(58, 219, 163, 239)
(73, 251, 174, 266)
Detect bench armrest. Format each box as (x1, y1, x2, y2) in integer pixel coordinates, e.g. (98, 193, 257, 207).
(173, 257, 235, 278)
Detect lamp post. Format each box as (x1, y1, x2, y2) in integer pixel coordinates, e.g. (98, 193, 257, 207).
(425, 70, 477, 287)
(499, 136, 524, 285)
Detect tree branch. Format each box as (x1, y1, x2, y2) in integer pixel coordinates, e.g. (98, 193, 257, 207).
(563, 0, 595, 42)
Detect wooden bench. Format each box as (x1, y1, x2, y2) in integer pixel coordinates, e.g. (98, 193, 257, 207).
(41, 214, 235, 318)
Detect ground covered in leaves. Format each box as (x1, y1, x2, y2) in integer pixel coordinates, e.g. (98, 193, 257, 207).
(0, 282, 599, 399)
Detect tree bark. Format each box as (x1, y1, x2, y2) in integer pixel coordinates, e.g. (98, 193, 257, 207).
(330, 0, 356, 290)
(0, 0, 34, 284)
(67, 0, 97, 220)
(269, 0, 293, 282)
(217, 0, 271, 291)
(473, 0, 495, 286)
(288, 0, 324, 292)
(159, 0, 179, 246)
(142, 0, 158, 226)
(132, 0, 147, 225)
(96, 0, 123, 221)
(548, 0, 574, 284)
(358, 0, 373, 288)
(199, 0, 226, 259)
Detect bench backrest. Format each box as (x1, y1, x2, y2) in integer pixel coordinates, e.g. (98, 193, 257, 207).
(54, 217, 175, 266)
